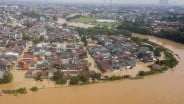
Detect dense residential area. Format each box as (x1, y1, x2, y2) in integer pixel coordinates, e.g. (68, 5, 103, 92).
(0, 3, 179, 87)
(1, 1, 184, 104)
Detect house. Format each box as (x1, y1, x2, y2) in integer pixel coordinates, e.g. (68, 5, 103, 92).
(18, 61, 30, 70)
(22, 53, 37, 62)
(97, 60, 112, 72)
(5, 52, 19, 58)
(149, 64, 161, 70)
(8, 33, 22, 40)
(137, 47, 155, 62)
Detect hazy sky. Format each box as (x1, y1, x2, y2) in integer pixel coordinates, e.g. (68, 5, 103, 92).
(6, 0, 184, 5)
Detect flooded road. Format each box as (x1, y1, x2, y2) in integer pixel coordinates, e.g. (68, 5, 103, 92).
(1, 33, 184, 104)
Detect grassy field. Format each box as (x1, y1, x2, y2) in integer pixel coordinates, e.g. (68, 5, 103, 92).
(71, 16, 123, 28)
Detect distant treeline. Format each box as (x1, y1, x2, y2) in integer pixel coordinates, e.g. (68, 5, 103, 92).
(76, 27, 132, 37)
(66, 15, 82, 21)
(22, 10, 41, 19)
(118, 21, 184, 44)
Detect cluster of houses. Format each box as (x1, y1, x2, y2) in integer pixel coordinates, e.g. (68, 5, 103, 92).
(148, 21, 180, 33)
(0, 5, 91, 80)
(87, 35, 157, 72)
(18, 42, 89, 79)
(0, 39, 27, 78)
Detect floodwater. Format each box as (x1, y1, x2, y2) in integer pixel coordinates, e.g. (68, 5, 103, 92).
(57, 18, 95, 28)
(1, 33, 184, 104)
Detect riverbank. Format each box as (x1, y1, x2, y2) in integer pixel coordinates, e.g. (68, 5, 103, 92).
(0, 34, 178, 90)
(1, 33, 184, 104)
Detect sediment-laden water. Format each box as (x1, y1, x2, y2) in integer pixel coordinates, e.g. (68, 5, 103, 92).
(1, 33, 184, 104)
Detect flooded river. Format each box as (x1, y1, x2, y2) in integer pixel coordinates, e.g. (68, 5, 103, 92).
(1, 33, 184, 104)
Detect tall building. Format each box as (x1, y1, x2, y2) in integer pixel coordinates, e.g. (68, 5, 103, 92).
(159, 0, 169, 5)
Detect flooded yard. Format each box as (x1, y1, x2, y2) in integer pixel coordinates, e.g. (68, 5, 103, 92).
(1, 33, 184, 104)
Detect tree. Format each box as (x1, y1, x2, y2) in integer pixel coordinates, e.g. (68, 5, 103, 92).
(22, 10, 41, 19)
(23, 22, 34, 28)
(30, 87, 38, 92)
(53, 15, 58, 21)
(53, 70, 67, 85)
(138, 71, 146, 76)
(69, 76, 80, 85)
(81, 36, 87, 46)
(16, 88, 27, 94)
(0, 72, 13, 84)
(79, 75, 89, 83)
(56, 79, 67, 85)
(22, 34, 31, 41)
(154, 48, 161, 57)
(63, 23, 67, 27)
(91, 73, 101, 80)
(53, 70, 64, 81)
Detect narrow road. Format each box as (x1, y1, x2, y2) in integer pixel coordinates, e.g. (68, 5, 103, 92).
(86, 53, 101, 73)
(12, 41, 32, 71)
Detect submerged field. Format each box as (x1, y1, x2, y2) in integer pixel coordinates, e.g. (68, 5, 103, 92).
(70, 16, 122, 28)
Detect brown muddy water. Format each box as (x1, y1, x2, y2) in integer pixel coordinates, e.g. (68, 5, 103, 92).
(1, 33, 184, 104)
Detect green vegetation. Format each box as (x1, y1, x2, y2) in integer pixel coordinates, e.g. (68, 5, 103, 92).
(0, 72, 13, 84)
(69, 16, 122, 28)
(156, 30, 184, 44)
(22, 10, 41, 19)
(156, 51, 178, 68)
(154, 48, 161, 57)
(32, 36, 45, 44)
(138, 71, 146, 76)
(30, 87, 38, 92)
(52, 15, 58, 21)
(16, 88, 27, 94)
(53, 70, 67, 85)
(118, 21, 150, 34)
(132, 37, 178, 77)
(22, 34, 31, 41)
(76, 27, 131, 37)
(45, 26, 55, 32)
(69, 76, 80, 85)
(2, 88, 27, 94)
(108, 75, 121, 80)
(23, 22, 34, 28)
(71, 16, 98, 24)
(108, 75, 130, 81)
(91, 73, 101, 80)
(79, 75, 89, 83)
(66, 15, 82, 21)
(138, 67, 168, 76)
(118, 21, 184, 44)
(81, 36, 87, 46)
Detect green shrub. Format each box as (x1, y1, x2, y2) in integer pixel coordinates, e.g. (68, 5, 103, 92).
(16, 88, 27, 94)
(138, 71, 146, 76)
(56, 79, 67, 85)
(0, 72, 13, 84)
(91, 73, 101, 80)
(53, 70, 64, 81)
(108, 75, 121, 80)
(122, 75, 130, 79)
(30, 87, 38, 92)
(79, 75, 89, 83)
(69, 76, 80, 85)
